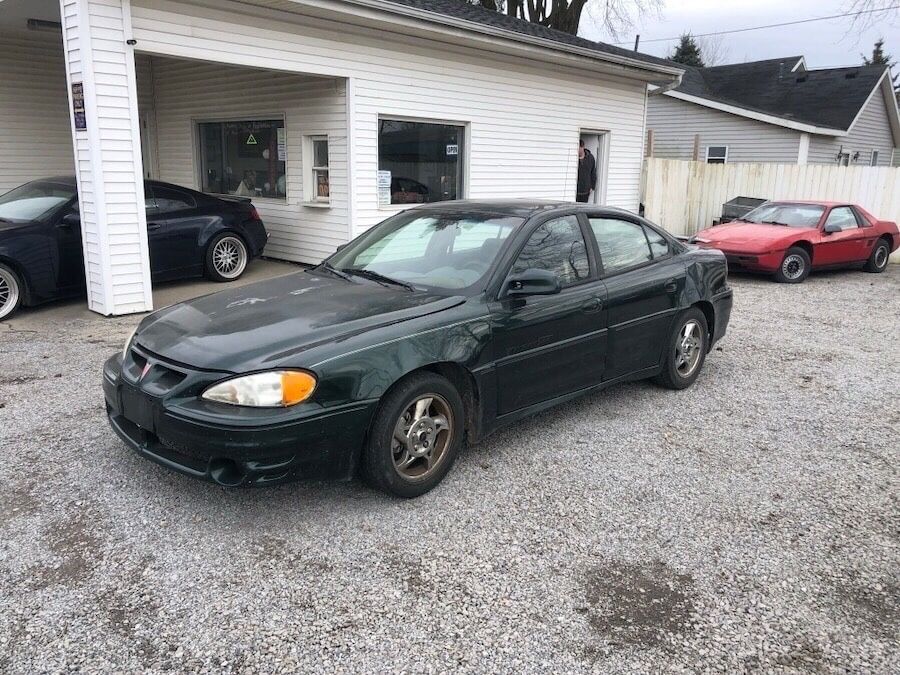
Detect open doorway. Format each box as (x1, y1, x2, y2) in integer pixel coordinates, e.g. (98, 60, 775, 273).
(578, 131, 608, 205)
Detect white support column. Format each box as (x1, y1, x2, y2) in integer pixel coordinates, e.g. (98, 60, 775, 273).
(60, 0, 152, 316)
(798, 133, 810, 165)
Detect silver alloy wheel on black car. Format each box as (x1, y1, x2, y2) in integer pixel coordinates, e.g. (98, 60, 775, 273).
(675, 319, 703, 378)
(391, 393, 453, 480)
(0, 264, 22, 321)
(212, 235, 248, 279)
(654, 307, 709, 390)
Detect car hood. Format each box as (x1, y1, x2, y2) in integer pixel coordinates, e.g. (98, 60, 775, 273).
(695, 221, 815, 253)
(134, 271, 466, 372)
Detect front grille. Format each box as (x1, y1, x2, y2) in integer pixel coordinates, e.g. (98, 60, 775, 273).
(122, 346, 192, 396)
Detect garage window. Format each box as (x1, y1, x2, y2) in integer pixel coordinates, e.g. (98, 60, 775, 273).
(306, 135, 330, 203)
(378, 118, 464, 205)
(198, 119, 286, 200)
(706, 146, 728, 164)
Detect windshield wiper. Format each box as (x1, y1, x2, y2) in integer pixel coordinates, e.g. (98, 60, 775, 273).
(760, 220, 790, 226)
(309, 261, 355, 282)
(342, 268, 416, 292)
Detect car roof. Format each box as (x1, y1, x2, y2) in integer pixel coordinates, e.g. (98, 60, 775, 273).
(764, 200, 849, 208)
(405, 199, 640, 219)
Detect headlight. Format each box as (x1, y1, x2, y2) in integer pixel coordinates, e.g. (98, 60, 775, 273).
(693, 237, 711, 244)
(201, 371, 317, 407)
(122, 326, 138, 359)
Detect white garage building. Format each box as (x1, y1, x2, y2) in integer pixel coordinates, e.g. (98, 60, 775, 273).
(0, 0, 681, 316)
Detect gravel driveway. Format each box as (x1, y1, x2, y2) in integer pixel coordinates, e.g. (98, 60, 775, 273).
(1, 268, 898, 673)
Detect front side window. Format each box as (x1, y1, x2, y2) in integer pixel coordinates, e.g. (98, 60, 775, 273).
(823, 206, 859, 231)
(511, 216, 589, 288)
(150, 185, 196, 213)
(378, 119, 464, 205)
(706, 146, 728, 164)
(589, 217, 652, 275)
(743, 203, 825, 228)
(0, 181, 75, 222)
(199, 119, 286, 199)
(328, 211, 522, 291)
(644, 226, 669, 258)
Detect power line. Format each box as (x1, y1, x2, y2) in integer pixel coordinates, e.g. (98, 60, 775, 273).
(612, 6, 900, 45)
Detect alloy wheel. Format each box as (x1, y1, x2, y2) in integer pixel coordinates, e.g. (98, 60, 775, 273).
(0, 267, 20, 320)
(781, 254, 805, 281)
(391, 394, 453, 480)
(675, 320, 703, 378)
(212, 236, 248, 279)
(875, 245, 888, 269)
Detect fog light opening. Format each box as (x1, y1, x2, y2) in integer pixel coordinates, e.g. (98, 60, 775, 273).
(208, 457, 247, 487)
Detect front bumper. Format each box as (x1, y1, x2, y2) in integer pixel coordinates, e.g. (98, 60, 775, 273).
(695, 242, 784, 273)
(103, 350, 376, 486)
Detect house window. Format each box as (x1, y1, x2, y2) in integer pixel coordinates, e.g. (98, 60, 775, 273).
(198, 119, 286, 200)
(378, 118, 465, 205)
(706, 146, 728, 164)
(309, 136, 330, 202)
(870, 151, 879, 166)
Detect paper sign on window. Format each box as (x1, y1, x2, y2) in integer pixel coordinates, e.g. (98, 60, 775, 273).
(377, 170, 392, 206)
(446, 144, 459, 156)
(277, 128, 286, 161)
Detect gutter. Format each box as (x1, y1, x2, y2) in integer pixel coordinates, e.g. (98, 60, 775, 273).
(326, 0, 684, 80)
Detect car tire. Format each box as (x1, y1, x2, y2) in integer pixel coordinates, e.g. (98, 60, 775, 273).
(774, 246, 811, 283)
(362, 371, 465, 498)
(0, 263, 23, 321)
(205, 233, 249, 282)
(653, 307, 709, 390)
(863, 238, 891, 273)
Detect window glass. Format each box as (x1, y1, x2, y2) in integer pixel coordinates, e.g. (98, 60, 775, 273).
(823, 206, 859, 231)
(511, 216, 589, 288)
(311, 137, 329, 201)
(743, 203, 824, 228)
(589, 217, 652, 274)
(0, 180, 75, 221)
(150, 185, 196, 213)
(644, 225, 669, 258)
(706, 146, 727, 164)
(329, 211, 522, 291)
(199, 120, 285, 199)
(870, 151, 879, 166)
(379, 119, 464, 204)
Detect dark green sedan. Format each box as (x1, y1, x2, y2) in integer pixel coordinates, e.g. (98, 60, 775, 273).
(104, 201, 732, 498)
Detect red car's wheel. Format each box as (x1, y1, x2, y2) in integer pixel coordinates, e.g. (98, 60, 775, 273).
(864, 238, 891, 273)
(774, 247, 811, 284)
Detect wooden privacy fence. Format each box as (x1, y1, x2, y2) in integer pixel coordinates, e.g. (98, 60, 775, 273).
(642, 158, 900, 243)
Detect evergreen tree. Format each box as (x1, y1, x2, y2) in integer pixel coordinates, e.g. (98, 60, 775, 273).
(862, 38, 899, 95)
(670, 34, 705, 68)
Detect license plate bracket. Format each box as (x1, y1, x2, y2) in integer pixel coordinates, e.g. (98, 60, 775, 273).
(120, 385, 157, 433)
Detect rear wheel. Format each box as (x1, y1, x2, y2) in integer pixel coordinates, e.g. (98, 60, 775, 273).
(654, 308, 709, 390)
(362, 372, 464, 498)
(864, 238, 891, 273)
(774, 246, 811, 283)
(0, 263, 23, 321)
(205, 233, 249, 282)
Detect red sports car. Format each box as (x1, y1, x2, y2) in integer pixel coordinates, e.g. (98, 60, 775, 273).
(690, 201, 898, 283)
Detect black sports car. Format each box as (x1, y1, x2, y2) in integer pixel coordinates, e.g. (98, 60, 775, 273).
(103, 201, 733, 498)
(0, 177, 268, 320)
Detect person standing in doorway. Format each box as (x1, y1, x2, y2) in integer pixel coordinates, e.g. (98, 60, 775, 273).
(576, 139, 597, 203)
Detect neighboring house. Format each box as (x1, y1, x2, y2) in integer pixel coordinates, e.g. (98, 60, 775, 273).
(0, 0, 681, 316)
(647, 56, 900, 166)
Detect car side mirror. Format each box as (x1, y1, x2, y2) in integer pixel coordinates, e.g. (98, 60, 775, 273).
(504, 268, 561, 297)
(823, 223, 841, 234)
(60, 212, 80, 228)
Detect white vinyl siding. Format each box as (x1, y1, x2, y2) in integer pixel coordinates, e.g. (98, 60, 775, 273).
(128, 0, 650, 244)
(138, 55, 347, 263)
(647, 95, 802, 164)
(0, 29, 75, 195)
(807, 88, 898, 166)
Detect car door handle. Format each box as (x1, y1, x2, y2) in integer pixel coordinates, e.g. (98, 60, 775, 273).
(664, 279, 678, 293)
(147, 222, 162, 231)
(582, 297, 603, 313)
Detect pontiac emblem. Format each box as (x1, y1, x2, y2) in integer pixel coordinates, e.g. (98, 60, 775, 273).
(140, 363, 152, 381)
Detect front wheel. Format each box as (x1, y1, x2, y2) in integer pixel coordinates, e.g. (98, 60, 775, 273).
(0, 263, 23, 321)
(362, 372, 464, 498)
(205, 233, 249, 282)
(774, 247, 811, 283)
(654, 308, 709, 390)
(863, 238, 891, 273)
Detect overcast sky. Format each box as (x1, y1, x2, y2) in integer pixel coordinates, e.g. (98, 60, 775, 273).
(580, 0, 899, 68)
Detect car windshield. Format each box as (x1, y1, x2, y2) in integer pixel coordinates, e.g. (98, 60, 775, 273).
(0, 181, 76, 222)
(742, 203, 824, 228)
(326, 210, 523, 291)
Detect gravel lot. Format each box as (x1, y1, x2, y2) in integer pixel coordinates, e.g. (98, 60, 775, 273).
(1, 267, 898, 673)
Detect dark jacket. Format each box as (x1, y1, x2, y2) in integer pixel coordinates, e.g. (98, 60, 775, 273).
(577, 149, 597, 197)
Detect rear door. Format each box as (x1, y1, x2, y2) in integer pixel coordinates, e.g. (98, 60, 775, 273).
(816, 206, 869, 265)
(490, 214, 608, 415)
(586, 215, 684, 381)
